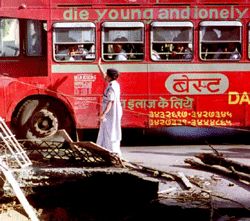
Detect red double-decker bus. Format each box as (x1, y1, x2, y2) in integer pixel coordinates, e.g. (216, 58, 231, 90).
(0, 0, 250, 141)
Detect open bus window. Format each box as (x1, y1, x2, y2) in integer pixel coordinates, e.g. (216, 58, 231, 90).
(150, 22, 193, 61)
(0, 19, 20, 57)
(26, 20, 44, 56)
(53, 22, 95, 62)
(200, 21, 242, 61)
(102, 22, 144, 61)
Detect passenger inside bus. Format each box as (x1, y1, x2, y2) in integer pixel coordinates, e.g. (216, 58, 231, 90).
(56, 45, 70, 60)
(171, 43, 193, 60)
(224, 43, 241, 60)
(202, 42, 241, 60)
(113, 37, 128, 61)
(200, 22, 242, 61)
(151, 49, 161, 61)
(103, 37, 145, 61)
(151, 43, 193, 61)
(151, 43, 163, 61)
(228, 43, 241, 60)
(68, 44, 89, 61)
(55, 44, 93, 61)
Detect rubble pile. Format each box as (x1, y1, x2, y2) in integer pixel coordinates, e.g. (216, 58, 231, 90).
(0, 126, 250, 220)
(0, 137, 159, 221)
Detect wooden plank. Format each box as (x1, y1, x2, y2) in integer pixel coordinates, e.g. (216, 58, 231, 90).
(57, 130, 123, 166)
(158, 187, 177, 195)
(0, 159, 38, 221)
(178, 172, 193, 189)
(58, 129, 111, 154)
(73, 141, 111, 153)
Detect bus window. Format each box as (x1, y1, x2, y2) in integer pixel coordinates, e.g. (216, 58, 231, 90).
(200, 21, 242, 61)
(0, 19, 20, 57)
(27, 20, 44, 56)
(150, 21, 193, 61)
(102, 22, 144, 61)
(53, 22, 95, 62)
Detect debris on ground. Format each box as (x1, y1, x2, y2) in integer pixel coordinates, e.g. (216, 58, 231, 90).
(0, 125, 250, 220)
(181, 145, 250, 221)
(185, 153, 250, 184)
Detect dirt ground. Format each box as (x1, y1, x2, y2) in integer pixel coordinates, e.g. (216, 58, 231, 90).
(0, 205, 72, 221)
(0, 209, 29, 221)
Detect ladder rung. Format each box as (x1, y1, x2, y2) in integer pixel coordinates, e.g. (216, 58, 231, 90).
(0, 118, 32, 168)
(1, 134, 15, 139)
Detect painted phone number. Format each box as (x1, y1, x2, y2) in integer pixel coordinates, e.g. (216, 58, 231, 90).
(149, 111, 233, 119)
(149, 119, 232, 126)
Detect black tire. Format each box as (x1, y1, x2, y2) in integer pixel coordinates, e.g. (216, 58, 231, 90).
(15, 98, 76, 141)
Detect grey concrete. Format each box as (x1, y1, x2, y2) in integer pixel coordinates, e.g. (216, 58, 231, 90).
(122, 145, 250, 209)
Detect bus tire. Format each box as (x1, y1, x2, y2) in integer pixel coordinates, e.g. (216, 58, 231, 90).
(15, 98, 76, 141)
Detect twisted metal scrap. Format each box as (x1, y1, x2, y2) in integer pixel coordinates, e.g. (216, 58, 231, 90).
(18, 140, 122, 168)
(0, 143, 21, 169)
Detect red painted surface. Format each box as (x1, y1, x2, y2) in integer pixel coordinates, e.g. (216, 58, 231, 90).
(0, 0, 249, 131)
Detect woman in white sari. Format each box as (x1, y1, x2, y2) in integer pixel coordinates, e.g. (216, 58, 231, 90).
(96, 58, 123, 156)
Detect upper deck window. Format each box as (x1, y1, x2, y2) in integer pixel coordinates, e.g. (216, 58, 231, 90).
(150, 22, 193, 61)
(53, 22, 95, 62)
(102, 22, 144, 61)
(200, 21, 242, 61)
(0, 19, 20, 57)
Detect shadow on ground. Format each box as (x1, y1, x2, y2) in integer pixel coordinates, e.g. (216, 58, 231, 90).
(80, 127, 250, 147)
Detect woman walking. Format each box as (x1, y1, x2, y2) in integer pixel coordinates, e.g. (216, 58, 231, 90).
(96, 58, 123, 156)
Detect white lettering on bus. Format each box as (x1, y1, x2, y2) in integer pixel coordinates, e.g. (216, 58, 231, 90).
(63, 6, 249, 21)
(165, 74, 229, 95)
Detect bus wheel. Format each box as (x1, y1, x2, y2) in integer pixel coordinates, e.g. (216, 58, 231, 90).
(15, 99, 76, 141)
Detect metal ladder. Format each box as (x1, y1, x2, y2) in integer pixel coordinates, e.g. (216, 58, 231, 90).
(0, 118, 38, 220)
(0, 117, 32, 168)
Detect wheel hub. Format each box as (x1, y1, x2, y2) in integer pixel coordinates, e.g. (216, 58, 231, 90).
(31, 109, 58, 137)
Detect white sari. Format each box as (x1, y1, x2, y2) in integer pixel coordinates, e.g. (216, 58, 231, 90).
(97, 80, 122, 156)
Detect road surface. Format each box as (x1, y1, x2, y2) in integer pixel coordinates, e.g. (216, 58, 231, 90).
(122, 144, 250, 210)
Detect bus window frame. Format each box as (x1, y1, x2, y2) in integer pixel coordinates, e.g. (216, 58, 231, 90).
(150, 21, 194, 62)
(0, 18, 20, 58)
(101, 21, 145, 62)
(199, 21, 242, 61)
(53, 22, 96, 63)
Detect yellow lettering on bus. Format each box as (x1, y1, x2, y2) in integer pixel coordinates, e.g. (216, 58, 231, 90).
(239, 92, 250, 104)
(228, 92, 239, 105)
(228, 91, 250, 105)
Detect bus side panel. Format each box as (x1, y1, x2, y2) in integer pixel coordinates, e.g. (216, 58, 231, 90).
(0, 59, 47, 78)
(121, 96, 149, 128)
(147, 70, 249, 128)
(2, 0, 49, 7)
(0, 77, 7, 120)
(51, 71, 105, 129)
(119, 71, 148, 128)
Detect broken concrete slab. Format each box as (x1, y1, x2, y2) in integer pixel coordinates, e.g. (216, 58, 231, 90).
(0, 166, 160, 220)
(2, 166, 159, 199)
